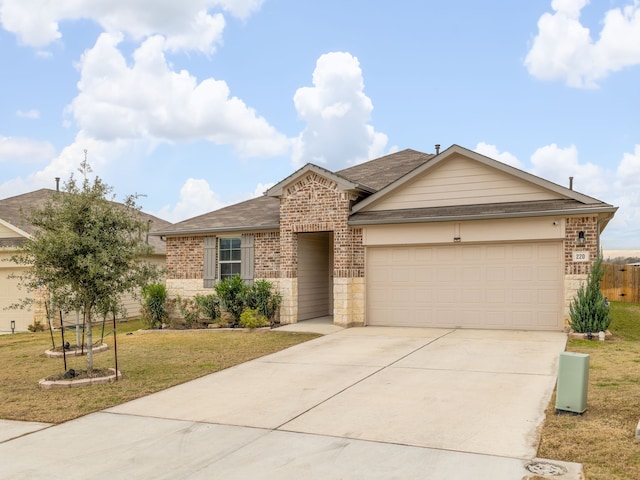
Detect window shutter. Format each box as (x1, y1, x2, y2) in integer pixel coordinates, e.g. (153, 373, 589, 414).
(203, 236, 217, 288)
(241, 233, 254, 284)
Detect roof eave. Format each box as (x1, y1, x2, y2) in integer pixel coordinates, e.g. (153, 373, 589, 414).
(348, 206, 619, 226)
(152, 224, 281, 237)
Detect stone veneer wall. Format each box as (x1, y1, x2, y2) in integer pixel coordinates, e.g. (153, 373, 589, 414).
(278, 172, 365, 325)
(563, 216, 599, 328)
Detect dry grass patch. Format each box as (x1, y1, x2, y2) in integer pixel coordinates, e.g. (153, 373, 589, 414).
(0, 320, 319, 424)
(538, 302, 640, 480)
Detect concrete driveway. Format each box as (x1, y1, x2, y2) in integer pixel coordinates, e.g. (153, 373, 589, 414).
(0, 326, 583, 479)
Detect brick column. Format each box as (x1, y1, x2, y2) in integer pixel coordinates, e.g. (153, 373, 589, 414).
(563, 216, 599, 328)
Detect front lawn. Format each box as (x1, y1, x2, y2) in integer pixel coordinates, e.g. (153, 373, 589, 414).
(0, 320, 319, 424)
(538, 301, 640, 480)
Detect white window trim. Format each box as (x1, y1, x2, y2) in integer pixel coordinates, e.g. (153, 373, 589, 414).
(218, 236, 242, 280)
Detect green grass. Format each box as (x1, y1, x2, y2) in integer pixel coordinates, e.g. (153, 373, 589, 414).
(537, 301, 640, 480)
(0, 320, 319, 424)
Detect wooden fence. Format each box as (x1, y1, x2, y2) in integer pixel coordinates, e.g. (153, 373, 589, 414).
(602, 263, 640, 304)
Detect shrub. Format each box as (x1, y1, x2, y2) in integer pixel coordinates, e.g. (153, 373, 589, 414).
(28, 319, 45, 332)
(245, 279, 282, 323)
(239, 308, 269, 329)
(141, 283, 168, 329)
(569, 255, 611, 333)
(194, 294, 221, 323)
(214, 275, 249, 324)
(175, 296, 201, 326)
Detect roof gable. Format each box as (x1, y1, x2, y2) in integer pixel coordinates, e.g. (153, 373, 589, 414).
(0, 218, 29, 239)
(353, 144, 603, 213)
(266, 163, 369, 197)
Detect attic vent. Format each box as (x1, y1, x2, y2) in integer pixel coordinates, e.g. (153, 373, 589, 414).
(435, 144, 441, 155)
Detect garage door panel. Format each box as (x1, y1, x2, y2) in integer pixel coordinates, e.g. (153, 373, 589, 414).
(538, 311, 559, 328)
(392, 249, 411, 263)
(486, 267, 506, 282)
(366, 242, 563, 330)
(512, 289, 533, 304)
(415, 247, 434, 262)
(512, 266, 532, 281)
(539, 243, 561, 258)
(390, 287, 412, 303)
(460, 310, 483, 327)
(462, 266, 482, 282)
(537, 289, 561, 305)
(461, 245, 482, 260)
(438, 267, 456, 282)
(538, 266, 560, 281)
(391, 267, 412, 282)
(512, 245, 534, 259)
(486, 311, 507, 327)
(513, 311, 534, 327)
(463, 288, 483, 304)
(414, 266, 436, 282)
(486, 245, 507, 260)
(435, 246, 456, 261)
(486, 289, 505, 304)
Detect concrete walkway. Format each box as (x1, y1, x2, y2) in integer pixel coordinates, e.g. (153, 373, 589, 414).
(0, 325, 583, 479)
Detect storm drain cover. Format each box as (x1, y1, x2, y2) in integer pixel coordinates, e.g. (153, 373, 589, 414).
(524, 461, 568, 476)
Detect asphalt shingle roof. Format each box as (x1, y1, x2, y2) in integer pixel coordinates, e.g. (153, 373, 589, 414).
(337, 149, 434, 190)
(158, 149, 435, 235)
(0, 189, 172, 254)
(156, 195, 280, 235)
(153, 147, 615, 236)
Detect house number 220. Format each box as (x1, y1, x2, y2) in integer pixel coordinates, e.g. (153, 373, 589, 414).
(572, 251, 590, 262)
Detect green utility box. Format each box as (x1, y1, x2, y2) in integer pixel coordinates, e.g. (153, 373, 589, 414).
(555, 352, 590, 414)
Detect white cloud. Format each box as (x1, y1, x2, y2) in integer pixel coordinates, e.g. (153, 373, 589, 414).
(68, 33, 289, 157)
(529, 143, 611, 195)
(0, 0, 262, 54)
(16, 109, 40, 119)
(156, 178, 226, 222)
(525, 0, 640, 87)
(0, 136, 55, 163)
(615, 144, 640, 187)
(0, 130, 142, 201)
(252, 182, 274, 197)
(474, 142, 524, 169)
(292, 52, 388, 169)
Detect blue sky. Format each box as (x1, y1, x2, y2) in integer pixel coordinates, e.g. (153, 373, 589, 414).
(0, 0, 639, 251)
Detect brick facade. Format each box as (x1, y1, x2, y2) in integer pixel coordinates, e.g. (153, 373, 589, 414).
(276, 172, 366, 326)
(564, 216, 599, 275)
(166, 236, 204, 279)
(563, 215, 600, 328)
(254, 231, 280, 279)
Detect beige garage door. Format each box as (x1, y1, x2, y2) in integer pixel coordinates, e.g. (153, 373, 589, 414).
(366, 242, 564, 330)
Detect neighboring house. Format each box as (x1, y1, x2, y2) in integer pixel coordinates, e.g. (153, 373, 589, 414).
(156, 144, 617, 331)
(0, 188, 171, 333)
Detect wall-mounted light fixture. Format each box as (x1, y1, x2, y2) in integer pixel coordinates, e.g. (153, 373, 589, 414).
(577, 231, 585, 245)
(10, 320, 15, 334)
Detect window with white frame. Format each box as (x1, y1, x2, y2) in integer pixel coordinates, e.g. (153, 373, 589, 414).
(219, 237, 241, 280)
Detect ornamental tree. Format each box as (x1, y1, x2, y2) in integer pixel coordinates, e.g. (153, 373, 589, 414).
(10, 157, 161, 372)
(569, 255, 611, 334)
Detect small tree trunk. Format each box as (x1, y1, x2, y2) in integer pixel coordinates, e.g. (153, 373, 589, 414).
(86, 308, 93, 373)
